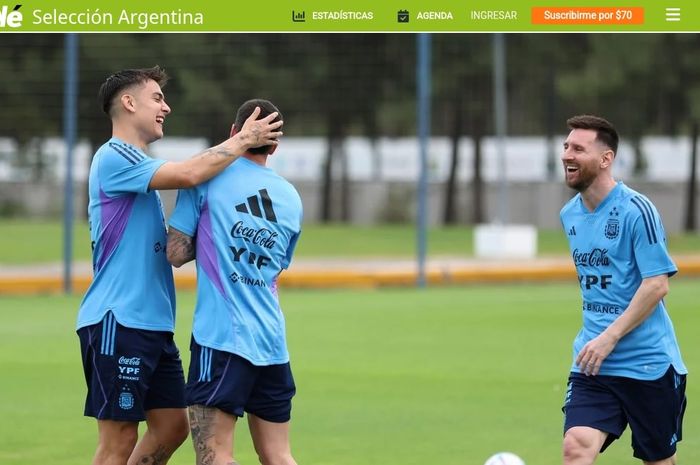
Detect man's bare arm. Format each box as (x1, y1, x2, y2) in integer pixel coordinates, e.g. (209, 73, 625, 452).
(150, 107, 283, 190)
(167, 227, 195, 267)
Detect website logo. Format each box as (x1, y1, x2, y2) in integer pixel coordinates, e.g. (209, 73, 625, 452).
(235, 189, 278, 223)
(0, 4, 23, 28)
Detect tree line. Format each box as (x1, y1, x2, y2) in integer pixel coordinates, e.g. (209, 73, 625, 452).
(0, 33, 697, 228)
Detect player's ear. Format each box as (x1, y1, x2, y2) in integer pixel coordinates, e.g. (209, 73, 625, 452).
(268, 144, 278, 155)
(230, 124, 238, 138)
(120, 93, 135, 113)
(601, 149, 614, 168)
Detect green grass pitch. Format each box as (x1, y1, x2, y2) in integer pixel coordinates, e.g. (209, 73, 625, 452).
(2, 220, 700, 264)
(0, 282, 698, 465)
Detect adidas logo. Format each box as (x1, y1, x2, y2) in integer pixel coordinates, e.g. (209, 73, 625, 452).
(235, 189, 277, 223)
(568, 225, 576, 236)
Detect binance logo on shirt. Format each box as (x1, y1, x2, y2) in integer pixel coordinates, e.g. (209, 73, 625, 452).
(235, 189, 278, 223)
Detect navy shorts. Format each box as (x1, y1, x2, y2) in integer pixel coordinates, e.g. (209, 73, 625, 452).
(78, 312, 186, 422)
(562, 365, 687, 461)
(186, 338, 296, 423)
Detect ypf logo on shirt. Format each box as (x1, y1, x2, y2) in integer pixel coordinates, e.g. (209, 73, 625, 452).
(0, 4, 23, 28)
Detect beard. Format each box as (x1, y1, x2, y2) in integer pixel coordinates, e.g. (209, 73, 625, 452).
(565, 165, 597, 192)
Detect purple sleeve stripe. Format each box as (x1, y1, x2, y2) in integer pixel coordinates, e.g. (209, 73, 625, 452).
(96, 189, 136, 272)
(196, 203, 228, 299)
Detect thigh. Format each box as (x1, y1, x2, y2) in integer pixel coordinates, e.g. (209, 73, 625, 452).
(188, 405, 238, 464)
(563, 373, 627, 453)
(248, 414, 293, 459)
(617, 367, 687, 462)
(247, 363, 296, 423)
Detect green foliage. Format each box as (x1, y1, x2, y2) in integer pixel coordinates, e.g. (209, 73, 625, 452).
(1, 282, 698, 464)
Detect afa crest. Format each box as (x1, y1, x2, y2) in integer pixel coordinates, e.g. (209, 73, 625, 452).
(119, 391, 134, 410)
(605, 218, 620, 239)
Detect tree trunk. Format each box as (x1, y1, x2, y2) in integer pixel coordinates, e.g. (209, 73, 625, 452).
(685, 121, 698, 231)
(320, 138, 334, 223)
(340, 142, 351, 222)
(444, 95, 462, 224)
(631, 135, 646, 177)
(471, 120, 485, 224)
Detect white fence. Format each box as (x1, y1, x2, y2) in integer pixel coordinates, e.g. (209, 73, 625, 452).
(1, 135, 697, 183)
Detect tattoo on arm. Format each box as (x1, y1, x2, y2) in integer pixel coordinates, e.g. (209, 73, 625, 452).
(167, 227, 195, 266)
(203, 145, 236, 158)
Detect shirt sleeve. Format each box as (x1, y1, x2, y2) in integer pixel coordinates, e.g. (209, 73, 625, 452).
(629, 197, 678, 278)
(281, 231, 301, 270)
(99, 146, 165, 196)
(168, 186, 204, 237)
(281, 198, 303, 269)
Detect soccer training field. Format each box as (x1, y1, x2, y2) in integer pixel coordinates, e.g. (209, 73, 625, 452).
(1, 282, 697, 465)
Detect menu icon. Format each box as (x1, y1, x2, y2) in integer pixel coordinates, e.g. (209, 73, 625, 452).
(665, 7, 680, 22)
(397, 10, 409, 23)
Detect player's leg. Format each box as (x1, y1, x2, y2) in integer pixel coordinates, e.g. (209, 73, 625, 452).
(562, 426, 608, 465)
(561, 373, 626, 465)
(189, 404, 238, 465)
(248, 415, 296, 465)
(643, 454, 676, 465)
(622, 367, 686, 465)
(128, 408, 189, 465)
(93, 419, 139, 465)
(185, 340, 257, 465)
(78, 314, 153, 464)
(128, 331, 188, 464)
(246, 362, 297, 465)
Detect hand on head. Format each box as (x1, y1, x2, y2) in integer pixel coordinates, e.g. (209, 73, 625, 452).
(231, 106, 283, 150)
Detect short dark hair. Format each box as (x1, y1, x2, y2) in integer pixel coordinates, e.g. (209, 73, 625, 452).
(98, 65, 169, 116)
(566, 114, 619, 154)
(234, 99, 283, 155)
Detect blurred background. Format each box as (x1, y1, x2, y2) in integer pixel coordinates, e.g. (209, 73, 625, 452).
(0, 33, 699, 232)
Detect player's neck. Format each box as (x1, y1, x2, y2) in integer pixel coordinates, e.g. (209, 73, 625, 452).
(581, 175, 617, 212)
(243, 153, 268, 167)
(112, 123, 149, 151)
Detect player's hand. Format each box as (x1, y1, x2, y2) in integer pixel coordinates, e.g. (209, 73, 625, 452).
(234, 106, 283, 149)
(575, 332, 618, 376)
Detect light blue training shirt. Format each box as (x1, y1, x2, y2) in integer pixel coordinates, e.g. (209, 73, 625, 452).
(560, 181, 686, 380)
(77, 137, 175, 332)
(169, 157, 302, 366)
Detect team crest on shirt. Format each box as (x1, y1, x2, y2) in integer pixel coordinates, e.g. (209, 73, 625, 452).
(605, 208, 620, 239)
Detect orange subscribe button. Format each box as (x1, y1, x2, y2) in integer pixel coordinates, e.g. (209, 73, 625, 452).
(531, 7, 644, 25)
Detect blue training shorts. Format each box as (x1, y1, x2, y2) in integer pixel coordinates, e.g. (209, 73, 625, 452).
(78, 312, 186, 422)
(186, 337, 296, 423)
(563, 365, 687, 462)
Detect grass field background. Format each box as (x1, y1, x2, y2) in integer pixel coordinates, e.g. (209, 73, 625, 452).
(2, 220, 700, 264)
(1, 282, 698, 465)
